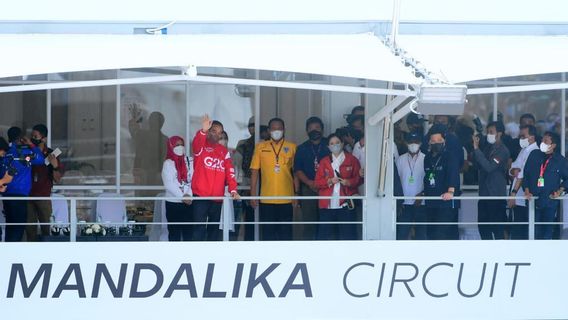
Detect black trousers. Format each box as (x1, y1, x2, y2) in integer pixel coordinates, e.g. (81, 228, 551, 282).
(317, 208, 356, 240)
(3, 197, 28, 242)
(165, 201, 193, 241)
(426, 207, 458, 240)
(260, 203, 293, 241)
(477, 199, 507, 240)
(240, 200, 255, 241)
(192, 197, 222, 241)
(510, 205, 528, 240)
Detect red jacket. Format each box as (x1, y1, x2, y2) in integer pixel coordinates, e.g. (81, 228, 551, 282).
(192, 130, 238, 199)
(315, 153, 361, 209)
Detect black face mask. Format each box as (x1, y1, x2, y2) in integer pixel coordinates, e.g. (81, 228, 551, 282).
(31, 138, 42, 145)
(308, 130, 322, 141)
(430, 143, 445, 154)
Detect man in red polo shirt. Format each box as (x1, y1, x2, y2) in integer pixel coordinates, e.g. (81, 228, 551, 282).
(192, 114, 239, 241)
(26, 124, 63, 241)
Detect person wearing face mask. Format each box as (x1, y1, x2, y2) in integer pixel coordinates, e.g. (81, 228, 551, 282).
(473, 121, 510, 240)
(293, 116, 329, 240)
(421, 115, 464, 170)
(396, 132, 427, 240)
(423, 125, 461, 240)
(250, 118, 297, 241)
(162, 136, 194, 241)
(192, 114, 240, 241)
(509, 113, 540, 162)
(314, 134, 361, 240)
(523, 131, 568, 239)
(26, 124, 64, 241)
(1, 127, 45, 242)
(507, 125, 539, 240)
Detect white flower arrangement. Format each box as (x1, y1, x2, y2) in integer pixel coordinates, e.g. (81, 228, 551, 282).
(84, 223, 107, 236)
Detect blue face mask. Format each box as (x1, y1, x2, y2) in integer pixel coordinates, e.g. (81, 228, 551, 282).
(329, 144, 342, 154)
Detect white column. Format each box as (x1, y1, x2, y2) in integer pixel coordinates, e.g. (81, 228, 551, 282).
(363, 82, 392, 240)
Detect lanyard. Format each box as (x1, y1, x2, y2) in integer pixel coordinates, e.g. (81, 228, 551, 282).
(270, 140, 284, 164)
(312, 143, 321, 160)
(539, 156, 552, 178)
(428, 154, 443, 178)
(407, 153, 418, 177)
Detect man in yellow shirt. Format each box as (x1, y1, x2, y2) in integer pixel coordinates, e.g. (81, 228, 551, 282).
(250, 118, 297, 240)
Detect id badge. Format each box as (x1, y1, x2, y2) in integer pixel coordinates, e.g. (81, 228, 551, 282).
(537, 177, 545, 187)
(429, 178, 435, 186)
(408, 176, 415, 184)
(274, 164, 281, 174)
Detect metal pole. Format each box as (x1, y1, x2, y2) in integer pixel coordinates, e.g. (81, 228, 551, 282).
(561, 72, 566, 157)
(115, 70, 121, 193)
(46, 88, 52, 147)
(70, 199, 77, 242)
(390, 0, 401, 47)
(222, 198, 231, 241)
(254, 70, 260, 241)
(493, 78, 498, 121)
(528, 198, 535, 240)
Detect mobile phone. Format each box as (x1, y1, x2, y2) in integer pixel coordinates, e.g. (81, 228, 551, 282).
(346, 199, 355, 210)
(45, 148, 62, 166)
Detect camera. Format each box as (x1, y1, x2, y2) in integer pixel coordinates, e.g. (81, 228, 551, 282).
(1, 146, 36, 176)
(472, 114, 484, 135)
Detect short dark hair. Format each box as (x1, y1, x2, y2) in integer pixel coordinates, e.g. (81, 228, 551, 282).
(221, 131, 228, 140)
(305, 116, 324, 131)
(334, 127, 350, 139)
(351, 105, 365, 114)
(327, 133, 343, 144)
(211, 120, 224, 130)
(32, 124, 48, 137)
(544, 131, 560, 147)
(520, 125, 537, 138)
(0, 137, 8, 151)
(520, 113, 536, 123)
(7, 127, 22, 143)
(428, 124, 447, 139)
(268, 117, 285, 129)
(487, 121, 505, 134)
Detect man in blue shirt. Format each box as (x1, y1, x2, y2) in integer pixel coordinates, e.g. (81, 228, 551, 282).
(523, 131, 568, 239)
(1, 127, 45, 242)
(294, 116, 329, 240)
(423, 124, 461, 240)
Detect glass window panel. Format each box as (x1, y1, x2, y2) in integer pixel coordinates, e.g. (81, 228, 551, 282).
(120, 83, 186, 188)
(52, 83, 116, 185)
(0, 90, 46, 137)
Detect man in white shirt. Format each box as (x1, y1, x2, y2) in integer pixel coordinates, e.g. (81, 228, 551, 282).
(396, 132, 427, 240)
(508, 125, 539, 240)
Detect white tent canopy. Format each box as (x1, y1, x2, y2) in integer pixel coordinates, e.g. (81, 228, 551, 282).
(397, 35, 568, 84)
(0, 33, 420, 85)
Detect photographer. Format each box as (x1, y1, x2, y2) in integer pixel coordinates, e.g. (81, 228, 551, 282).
(1, 127, 45, 242)
(26, 124, 63, 241)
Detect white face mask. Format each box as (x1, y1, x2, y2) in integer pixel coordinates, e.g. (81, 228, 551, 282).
(271, 130, 283, 141)
(519, 138, 530, 149)
(407, 143, 420, 154)
(329, 143, 342, 155)
(486, 134, 496, 145)
(173, 145, 185, 156)
(540, 143, 550, 153)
